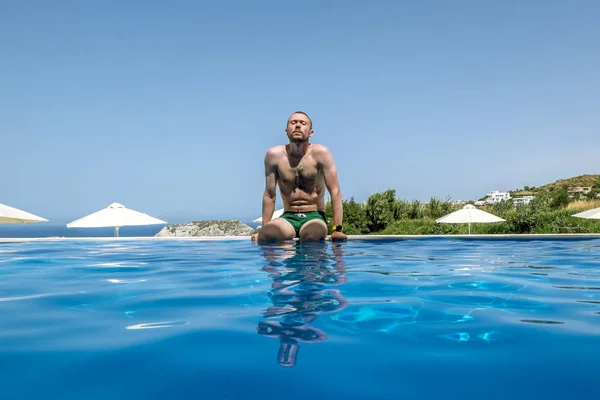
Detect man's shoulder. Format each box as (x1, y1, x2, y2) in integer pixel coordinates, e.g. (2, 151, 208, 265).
(264, 145, 286, 163)
(265, 145, 286, 156)
(309, 143, 332, 156)
(268, 144, 286, 152)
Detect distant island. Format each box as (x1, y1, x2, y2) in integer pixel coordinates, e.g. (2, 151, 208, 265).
(155, 220, 254, 237)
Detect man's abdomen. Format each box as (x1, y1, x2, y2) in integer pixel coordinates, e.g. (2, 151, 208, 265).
(281, 188, 323, 212)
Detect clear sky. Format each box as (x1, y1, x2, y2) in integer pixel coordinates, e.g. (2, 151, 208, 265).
(1, 0, 599, 224)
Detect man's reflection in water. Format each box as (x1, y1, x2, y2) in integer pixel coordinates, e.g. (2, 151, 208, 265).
(257, 241, 348, 367)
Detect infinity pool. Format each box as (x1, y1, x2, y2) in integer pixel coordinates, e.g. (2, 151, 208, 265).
(1, 238, 599, 399)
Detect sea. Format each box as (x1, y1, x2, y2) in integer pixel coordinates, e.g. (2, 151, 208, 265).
(0, 222, 260, 239)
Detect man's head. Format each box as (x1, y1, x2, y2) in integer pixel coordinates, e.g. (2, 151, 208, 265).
(286, 111, 313, 143)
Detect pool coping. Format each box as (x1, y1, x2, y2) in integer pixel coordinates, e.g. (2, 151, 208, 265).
(3, 233, 600, 243)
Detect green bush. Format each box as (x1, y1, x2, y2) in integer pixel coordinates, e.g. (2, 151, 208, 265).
(364, 190, 397, 232)
(325, 197, 369, 235)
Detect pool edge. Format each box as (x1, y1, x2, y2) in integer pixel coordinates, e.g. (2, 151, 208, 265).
(3, 233, 600, 243)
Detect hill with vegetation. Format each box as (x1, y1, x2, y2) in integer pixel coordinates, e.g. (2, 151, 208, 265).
(512, 174, 600, 196)
(540, 174, 600, 190)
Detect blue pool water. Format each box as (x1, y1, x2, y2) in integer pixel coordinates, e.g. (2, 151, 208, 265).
(1, 238, 599, 399)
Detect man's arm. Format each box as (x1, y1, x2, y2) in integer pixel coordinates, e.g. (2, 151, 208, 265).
(261, 149, 278, 226)
(319, 146, 343, 228)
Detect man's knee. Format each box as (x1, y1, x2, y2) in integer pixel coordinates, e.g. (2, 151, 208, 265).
(300, 232, 325, 242)
(258, 230, 284, 242)
(299, 220, 327, 241)
(258, 220, 295, 242)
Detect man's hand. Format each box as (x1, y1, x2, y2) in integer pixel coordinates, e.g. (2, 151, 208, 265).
(251, 233, 259, 242)
(330, 231, 347, 242)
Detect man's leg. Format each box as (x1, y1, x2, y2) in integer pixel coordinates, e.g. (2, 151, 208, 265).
(258, 219, 296, 242)
(298, 219, 328, 242)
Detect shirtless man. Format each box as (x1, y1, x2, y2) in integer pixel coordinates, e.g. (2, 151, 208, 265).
(251, 111, 347, 243)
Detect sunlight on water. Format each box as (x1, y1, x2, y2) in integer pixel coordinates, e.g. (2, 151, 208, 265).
(106, 279, 148, 284)
(126, 321, 190, 330)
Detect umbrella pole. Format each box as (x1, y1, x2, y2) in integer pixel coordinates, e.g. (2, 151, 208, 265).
(115, 226, 120, 237)
(468, 223, 471, 235)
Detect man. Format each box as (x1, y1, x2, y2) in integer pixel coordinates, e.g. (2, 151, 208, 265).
(251, 111, 347, 243)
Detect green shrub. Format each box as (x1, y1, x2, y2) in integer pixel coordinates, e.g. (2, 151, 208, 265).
(365, 190, 397, 232)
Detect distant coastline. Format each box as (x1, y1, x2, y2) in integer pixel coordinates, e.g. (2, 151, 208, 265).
(0, 224, 164, 238)
(0, 221, 261, 239)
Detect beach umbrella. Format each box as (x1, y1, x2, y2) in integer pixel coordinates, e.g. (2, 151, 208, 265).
(0, 202, 48, 224)
(253, 208, 285, 223)
(572, 207, 600, 220)
(436, 204, 505, 234)
(66, 202, 166, 237)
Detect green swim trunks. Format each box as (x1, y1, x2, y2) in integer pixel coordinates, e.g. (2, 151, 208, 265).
(280, 210, 327, 235)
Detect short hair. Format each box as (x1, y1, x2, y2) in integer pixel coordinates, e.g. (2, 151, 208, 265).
(289, 111, 312, 128)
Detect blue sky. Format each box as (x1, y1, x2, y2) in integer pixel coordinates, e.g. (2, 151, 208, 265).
(1, 0, 599, 224)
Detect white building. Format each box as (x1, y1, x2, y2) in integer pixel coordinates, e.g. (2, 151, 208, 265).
(568, 186, 593, 199)
(513, 196, 535, 206)
(485, 191, 511, 205)
(568, 186, 592, 195)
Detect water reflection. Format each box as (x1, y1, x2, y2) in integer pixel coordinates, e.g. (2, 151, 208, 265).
(257, 241, 348, 367)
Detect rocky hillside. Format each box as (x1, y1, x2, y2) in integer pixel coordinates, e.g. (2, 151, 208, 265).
(155, 220, 255, 237)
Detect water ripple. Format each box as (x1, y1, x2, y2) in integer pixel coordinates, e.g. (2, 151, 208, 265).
(1, 238, 600, 359)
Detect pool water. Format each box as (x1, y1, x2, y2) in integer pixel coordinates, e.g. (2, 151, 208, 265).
(1, 238, 599, 399)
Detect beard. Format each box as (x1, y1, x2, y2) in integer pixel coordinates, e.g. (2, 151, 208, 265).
(289, 130, 308, 144)
(289, 136, 309, 144)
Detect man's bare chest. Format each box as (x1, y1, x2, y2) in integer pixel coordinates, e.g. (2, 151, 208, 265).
(277, 157, 321, 184)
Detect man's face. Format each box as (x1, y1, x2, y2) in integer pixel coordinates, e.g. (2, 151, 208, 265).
(286, 113, 313, 143)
